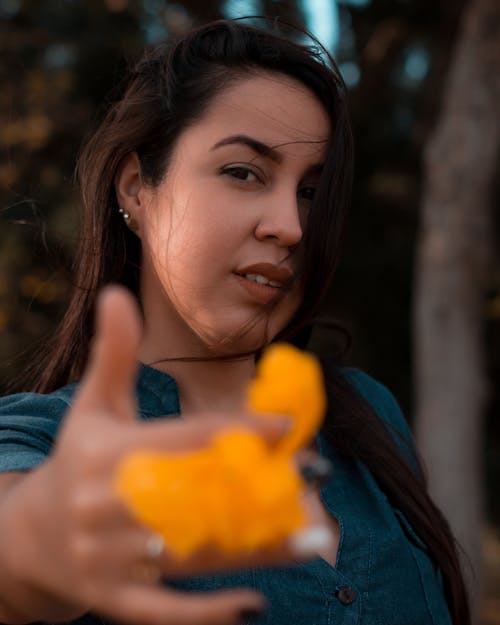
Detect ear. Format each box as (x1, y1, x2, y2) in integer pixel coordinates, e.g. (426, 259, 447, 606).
(115, 152, 148, 237)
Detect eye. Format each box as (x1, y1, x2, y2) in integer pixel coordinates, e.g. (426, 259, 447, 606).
(221, 166, 261, 183)
(298, 185, 317, 202)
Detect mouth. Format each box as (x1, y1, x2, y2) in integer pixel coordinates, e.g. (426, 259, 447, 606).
(235, 263, 293, 286)
(233, 263, 294, 304)
(238, 273, 283, 288)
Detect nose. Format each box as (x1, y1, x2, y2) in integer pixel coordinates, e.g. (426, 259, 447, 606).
(254, 188, 303, 249)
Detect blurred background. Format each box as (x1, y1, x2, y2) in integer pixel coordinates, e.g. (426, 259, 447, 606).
(0, 0, 498, 621)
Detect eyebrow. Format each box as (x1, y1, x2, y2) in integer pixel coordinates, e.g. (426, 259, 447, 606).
(211, 134, 283, 163)
(210, 134, 325, 175)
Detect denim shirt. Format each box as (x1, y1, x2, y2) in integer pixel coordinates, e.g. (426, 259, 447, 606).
(0, 365, 452, 625)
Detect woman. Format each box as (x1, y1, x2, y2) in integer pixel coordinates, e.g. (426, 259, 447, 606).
(0, 19, 469, 625)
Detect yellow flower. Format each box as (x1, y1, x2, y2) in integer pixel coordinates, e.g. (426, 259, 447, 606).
(115, 343, 325, 559)
(115, 429, 304, 559)
(247, 343, 326, 453)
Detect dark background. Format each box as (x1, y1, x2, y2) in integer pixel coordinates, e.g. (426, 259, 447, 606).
(0, 0, 498, 617)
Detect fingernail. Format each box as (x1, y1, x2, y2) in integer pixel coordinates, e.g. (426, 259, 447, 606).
(300, 456, 333, 486)
(289, 525, 334, 556)
(238, 605, 266, 623)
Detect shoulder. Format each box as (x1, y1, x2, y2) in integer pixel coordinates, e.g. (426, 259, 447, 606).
(0, 383, 78, 415)
(338, 368, 412, 437)
(0, 383, 78, 472)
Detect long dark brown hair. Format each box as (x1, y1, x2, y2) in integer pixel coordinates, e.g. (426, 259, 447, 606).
(30, 19, 468, 624)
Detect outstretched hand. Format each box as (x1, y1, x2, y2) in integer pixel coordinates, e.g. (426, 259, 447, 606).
(1, 287, 328, 625)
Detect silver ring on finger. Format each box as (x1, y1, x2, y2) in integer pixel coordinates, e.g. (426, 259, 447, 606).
(144, 532, 165, 561)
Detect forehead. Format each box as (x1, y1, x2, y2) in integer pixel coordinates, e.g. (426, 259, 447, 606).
(182, 73, 331, 160)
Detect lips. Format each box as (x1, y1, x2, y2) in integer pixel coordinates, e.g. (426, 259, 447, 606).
(234, 263, 294, 305)
(235, 263, 294, 287)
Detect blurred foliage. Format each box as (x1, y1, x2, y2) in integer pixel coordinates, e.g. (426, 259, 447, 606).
(0, 0, 498, 529)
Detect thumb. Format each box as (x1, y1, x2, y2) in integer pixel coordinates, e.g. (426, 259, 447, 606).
(74, 285, 142, 420)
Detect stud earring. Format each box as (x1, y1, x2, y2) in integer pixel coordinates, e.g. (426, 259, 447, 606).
(118, 208, 131, 221)
(119, 207, 139, 234)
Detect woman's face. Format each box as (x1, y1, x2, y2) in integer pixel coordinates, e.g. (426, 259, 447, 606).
(130, 72, 330, 356)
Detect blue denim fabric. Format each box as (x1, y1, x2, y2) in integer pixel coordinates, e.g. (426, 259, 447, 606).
(0, 364, 452, 625)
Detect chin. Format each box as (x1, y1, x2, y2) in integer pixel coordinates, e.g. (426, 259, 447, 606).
(196, 318, 278, 357)
(203, 332, 269, 358)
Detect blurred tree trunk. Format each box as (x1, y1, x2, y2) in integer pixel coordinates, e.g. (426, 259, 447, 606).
(413, 0, 500, 620)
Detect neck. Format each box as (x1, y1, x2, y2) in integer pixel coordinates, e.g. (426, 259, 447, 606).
(139, 306, 257, 413)
(143, 354, 256, 414)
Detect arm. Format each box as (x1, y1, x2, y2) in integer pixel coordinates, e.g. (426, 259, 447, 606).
(0, 288, 328, 625)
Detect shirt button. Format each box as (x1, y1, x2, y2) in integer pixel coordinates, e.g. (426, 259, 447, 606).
(336, 586, 357, 605)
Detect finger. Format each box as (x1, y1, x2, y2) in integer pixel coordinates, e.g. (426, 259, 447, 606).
(118, 412, 292, 457)
(75, 286, 142, 419)
(240, 412, 292, 447)
(156, 521, 334, 579)
(158, 541, 293, 577)
(75, 492, 334, 580)
(101, 585, 267, 625)
(72, 511, 327, 586)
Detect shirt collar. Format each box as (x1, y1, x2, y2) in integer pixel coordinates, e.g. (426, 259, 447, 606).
(136, 363, 181, 419)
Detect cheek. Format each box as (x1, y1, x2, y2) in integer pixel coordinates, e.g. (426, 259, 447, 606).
(143, 207, 232, 290)
(268, 288, 302, 338)
(169, 203, 242, 265)
(283, 288, 302, 320)
(170, 222, 232, 274)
